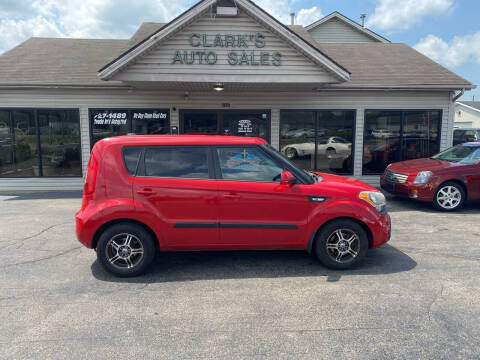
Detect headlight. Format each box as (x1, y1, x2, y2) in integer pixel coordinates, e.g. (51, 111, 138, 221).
(413, 171, 432, 184)
(359, 191, 387, 214)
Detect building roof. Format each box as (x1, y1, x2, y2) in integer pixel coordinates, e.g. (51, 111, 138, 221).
(457, 101, 480, 111)
(305, 11, 390, 43)
(0, 22, 474, 90)
(0, 37, 128, 87)
(316, 42, 473, 89)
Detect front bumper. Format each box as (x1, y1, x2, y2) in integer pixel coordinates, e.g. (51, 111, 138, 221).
(380, 175, 435, 202)
(371, 212, 391, 248)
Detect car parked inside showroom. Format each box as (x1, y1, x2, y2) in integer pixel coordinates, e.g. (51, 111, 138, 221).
(281, 136, 352, 160)
(380, 142, 480, 211)
(76, 135, 391, 277)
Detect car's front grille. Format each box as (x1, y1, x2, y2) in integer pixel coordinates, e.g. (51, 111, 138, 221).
(384, 169, 409, 184)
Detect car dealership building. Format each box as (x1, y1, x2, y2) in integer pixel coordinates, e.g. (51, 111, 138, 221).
(0, 0, 474, 190)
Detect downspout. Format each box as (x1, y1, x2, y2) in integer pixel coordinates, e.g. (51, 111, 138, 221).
(452, 88, 465, 102)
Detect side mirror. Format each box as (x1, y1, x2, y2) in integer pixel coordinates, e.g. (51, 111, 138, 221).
(280, 170, 296, 186)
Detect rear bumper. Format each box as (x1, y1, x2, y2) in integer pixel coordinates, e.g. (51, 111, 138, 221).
(380, 175, 435, 202)
(75, 208, 98, 249)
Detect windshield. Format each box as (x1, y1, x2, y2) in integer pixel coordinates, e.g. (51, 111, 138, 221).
(262, 144, 322, 184)
(432, 145, 480, 164)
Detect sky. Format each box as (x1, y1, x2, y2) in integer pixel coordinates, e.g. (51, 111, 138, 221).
(0, 0, 478, 100)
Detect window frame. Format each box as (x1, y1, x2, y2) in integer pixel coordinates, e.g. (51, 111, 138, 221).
(0, 107, 81, 178)
(362, 109, 443, 175)
(136, 145, 215, 180)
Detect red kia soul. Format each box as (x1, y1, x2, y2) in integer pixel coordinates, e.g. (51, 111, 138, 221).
(76, 135, 391, 277)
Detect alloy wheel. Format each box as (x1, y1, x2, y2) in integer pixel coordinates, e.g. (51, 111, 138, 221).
(105, 233, 144, 270)
(325, 229, 360, 263)
(436, 186, 462, 210)
(286, 148, 297, 159)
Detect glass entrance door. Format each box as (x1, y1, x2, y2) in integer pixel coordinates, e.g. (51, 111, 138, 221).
(180, 110, 270, 141)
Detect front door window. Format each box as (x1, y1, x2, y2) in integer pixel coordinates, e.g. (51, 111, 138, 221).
(217, 147, 283, 182)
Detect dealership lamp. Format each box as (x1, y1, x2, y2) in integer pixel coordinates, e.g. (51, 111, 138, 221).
(213, 83, 225, 91)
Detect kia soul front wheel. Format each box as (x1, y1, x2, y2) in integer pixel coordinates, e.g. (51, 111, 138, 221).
(96, 222, 156, 277)
(314, 219, 368, 269)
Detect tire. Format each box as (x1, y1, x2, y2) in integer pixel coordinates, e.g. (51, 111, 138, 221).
(433, 182, 465, 212)
(314, 219, 368, 270)
(326, 148, 336, 156)
(96, 222, 156, 277)
(285, 147, 298, 159)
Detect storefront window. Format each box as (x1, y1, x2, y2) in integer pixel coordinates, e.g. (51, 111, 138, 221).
(38, 110, 82, 177)
(279, 110, 355, 174)
(363, 110, 441, 174)
(0, 108, 80, 177)
(279, 111, 315, 171)
(90, 109, 170, 146)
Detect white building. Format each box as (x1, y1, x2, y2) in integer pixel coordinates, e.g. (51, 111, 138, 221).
(454, 101, 480, 128)
(0, 0, 474, 191)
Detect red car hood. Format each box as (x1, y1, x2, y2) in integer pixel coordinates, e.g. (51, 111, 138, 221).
(387, 158, 456, 174)
(311, 172, 378, 192)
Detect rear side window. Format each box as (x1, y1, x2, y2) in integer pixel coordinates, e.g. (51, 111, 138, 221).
(144, 147, 209, 179)
(122, 147, 142, 175)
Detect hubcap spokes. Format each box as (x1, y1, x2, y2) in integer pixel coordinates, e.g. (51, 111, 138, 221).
(326, 229, 360, 263)
(106, 233, 144, 269)
(437, 186, 461, 209)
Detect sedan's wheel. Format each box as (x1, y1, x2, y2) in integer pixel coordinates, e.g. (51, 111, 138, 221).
(314, 220, 368, 269)
(326, 148, 336, 157)
(96, 223, 155, 277)
(285, 147, 298, 159)
(433, 182, 465, 211)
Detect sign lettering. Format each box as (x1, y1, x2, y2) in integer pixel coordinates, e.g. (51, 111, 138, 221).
(172, 32, 282, 66)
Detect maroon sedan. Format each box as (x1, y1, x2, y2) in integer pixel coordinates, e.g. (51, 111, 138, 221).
(380, 142, 480, 211)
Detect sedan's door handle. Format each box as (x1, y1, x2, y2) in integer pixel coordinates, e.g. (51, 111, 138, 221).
(223, 193, 241, 199)
(136, 188, 157, 196)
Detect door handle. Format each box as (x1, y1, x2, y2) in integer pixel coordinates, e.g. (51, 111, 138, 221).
(223, 193, 241, 199)
(136, 188, 157, 196)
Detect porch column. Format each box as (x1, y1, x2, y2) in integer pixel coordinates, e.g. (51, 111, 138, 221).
(353, 108, 364, 177)
(270, 108, 280, 150)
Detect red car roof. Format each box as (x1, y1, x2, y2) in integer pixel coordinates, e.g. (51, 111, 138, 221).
(99, 134, 267, 146)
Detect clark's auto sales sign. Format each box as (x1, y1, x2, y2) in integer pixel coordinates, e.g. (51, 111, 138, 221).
(172, 33, 282, 66)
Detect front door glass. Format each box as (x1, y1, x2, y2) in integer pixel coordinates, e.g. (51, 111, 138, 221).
(181, 110, 270, 141)
(222, 112, 269, 140)
(183, 112, 218, 134)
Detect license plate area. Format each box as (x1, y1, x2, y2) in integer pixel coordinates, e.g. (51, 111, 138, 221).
(384, 181, 395, 193)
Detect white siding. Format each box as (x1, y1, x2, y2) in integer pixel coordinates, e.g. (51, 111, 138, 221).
(0, 88, 452, 190)
(112, 10, 338, 84)
(308, 19, 378, 43)
(454, 103, 480, 128)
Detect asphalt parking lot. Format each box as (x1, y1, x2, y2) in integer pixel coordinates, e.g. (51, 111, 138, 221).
(1, 192, 479, 359)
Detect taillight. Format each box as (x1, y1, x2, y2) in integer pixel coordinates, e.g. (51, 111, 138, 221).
(84, 153, 98, 196)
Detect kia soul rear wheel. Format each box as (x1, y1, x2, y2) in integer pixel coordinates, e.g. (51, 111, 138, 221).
(97, 223, 156, 277)
(314, 220, 368, 269)
(433, 182, 465, 211)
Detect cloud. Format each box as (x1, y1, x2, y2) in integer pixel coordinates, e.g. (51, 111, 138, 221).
(414, 33, 480, 68)
(366, 0, 454, 31)
(296, 6, 323, 26)
(0, 16, 64, 51)
(0, 0, 325, 53)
